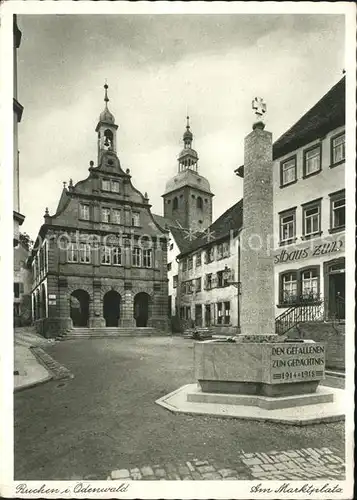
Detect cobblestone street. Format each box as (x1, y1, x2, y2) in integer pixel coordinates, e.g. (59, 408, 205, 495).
(15, 338, 346, 481)
(107, 447, 345, 481)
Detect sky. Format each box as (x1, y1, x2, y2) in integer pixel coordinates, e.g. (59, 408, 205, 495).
(16, 14, 345, 240)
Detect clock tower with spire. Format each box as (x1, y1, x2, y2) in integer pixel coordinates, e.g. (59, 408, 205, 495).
(162, 117, 214, 231)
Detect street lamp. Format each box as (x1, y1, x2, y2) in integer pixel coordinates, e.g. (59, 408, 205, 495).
(223, 265, 241, 294)
(223, 265, 241, 332)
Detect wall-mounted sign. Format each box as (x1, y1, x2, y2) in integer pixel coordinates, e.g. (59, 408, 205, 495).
(274, 235, 344, 265)
(48, 294, 56, 299)
(48, 300, 56, 306)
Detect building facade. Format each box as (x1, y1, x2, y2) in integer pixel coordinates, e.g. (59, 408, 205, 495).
(177, 76, 345, 335)
(154, 118, 215, 322)
(176, 200, 243, 334)
(272, 77, 345, 322)
(13, 15, 25, 246)
(29, 86, 169, 337)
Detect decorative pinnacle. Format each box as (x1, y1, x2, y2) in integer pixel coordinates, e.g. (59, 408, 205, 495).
(104, 82, 109, 105)
(63, 181, 67, 189)
(44, 207, 49, 217)
(186, 115, 190, 130)
(69, 178, 73, 188)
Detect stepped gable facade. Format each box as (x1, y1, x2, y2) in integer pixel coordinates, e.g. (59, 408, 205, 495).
(29, 85, 169, 337)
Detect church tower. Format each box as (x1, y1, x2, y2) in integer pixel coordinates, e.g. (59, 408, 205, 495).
(162, 117, 214, 231)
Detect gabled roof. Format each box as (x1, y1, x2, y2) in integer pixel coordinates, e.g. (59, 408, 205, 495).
(235, 76, 345, 176)
(274, 76, 345, 159)
(152, 214, 195, 253)
(178, 198, 243, 258)
(152, 214, 173, 231)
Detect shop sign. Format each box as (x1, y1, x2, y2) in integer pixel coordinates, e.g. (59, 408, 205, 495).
(274, 235, 344, 265)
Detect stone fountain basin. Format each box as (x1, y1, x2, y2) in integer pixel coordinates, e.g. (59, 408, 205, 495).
(194, 339, 326, 397)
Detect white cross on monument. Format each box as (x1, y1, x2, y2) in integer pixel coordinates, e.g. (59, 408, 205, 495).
(252, 97, 267, 120)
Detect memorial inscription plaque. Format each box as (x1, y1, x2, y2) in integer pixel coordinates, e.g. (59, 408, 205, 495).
(269, 343, 325, 384)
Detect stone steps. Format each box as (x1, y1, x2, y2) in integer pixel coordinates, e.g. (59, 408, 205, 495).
(61, 327, 162, 340)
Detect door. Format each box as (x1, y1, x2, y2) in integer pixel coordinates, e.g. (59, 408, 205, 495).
(204, 304, 211, 327)
(329, 272, 345, 320)
(134, 293, 150, 327)
(103, 290, 121, 327)
(195, 304, 202, 327)
(70, 290, 90, 327)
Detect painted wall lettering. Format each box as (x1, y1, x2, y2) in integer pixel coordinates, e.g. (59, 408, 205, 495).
(274, 239, 343, 264)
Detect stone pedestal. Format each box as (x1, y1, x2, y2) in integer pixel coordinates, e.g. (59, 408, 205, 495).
(194, 341, 326, 398)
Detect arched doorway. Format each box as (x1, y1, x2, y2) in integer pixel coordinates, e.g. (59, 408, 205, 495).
(134, 292, 150, 327)
(103, 290, 121, 327)
(70, 290, 90, 327)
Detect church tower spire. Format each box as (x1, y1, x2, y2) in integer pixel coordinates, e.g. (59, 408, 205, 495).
(178, 116, 199, 173)
(95, 83, 118, 163)
(162, 116, 214, 230)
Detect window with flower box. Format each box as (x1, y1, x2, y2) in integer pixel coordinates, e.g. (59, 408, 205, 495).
(279, 267, 320, 306)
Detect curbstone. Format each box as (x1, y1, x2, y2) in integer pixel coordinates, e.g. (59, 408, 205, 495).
(111, 469, 130, 480)
(141, 466, 154, 477)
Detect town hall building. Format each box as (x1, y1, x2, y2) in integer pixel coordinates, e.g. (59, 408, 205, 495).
(29, 85, 169, 337)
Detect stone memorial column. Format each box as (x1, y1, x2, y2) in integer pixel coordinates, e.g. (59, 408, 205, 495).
(240, 98, 275, 338)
